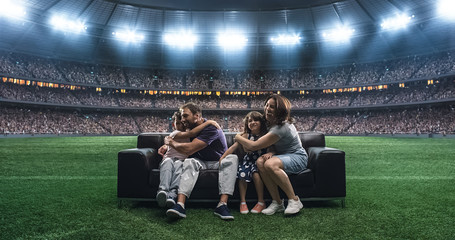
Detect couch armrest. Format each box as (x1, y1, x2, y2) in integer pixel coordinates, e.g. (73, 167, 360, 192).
(307, 147, 346, 198)
(137, 133, 163, 149)
(117, 148, 157, 199)
(300, 132, 326, 150)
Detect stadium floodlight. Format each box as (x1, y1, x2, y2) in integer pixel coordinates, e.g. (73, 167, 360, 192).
(381, 14, 414, 30)
(271, 34, 301, 45)
(163, 31, 198, 47)
(112, 31, 144, 43)
(50, 16, 87, 33)
(218, 33, 248, 49)
(322, 26, 355, 42)
(0, 0, 26, 18)
(438, 0, 455, 20)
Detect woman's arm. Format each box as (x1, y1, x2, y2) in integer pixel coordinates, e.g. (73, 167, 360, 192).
(235, 131, 280, 152)
(173, 120, 220, 139)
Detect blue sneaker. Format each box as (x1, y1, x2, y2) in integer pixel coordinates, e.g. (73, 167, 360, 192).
(166, 204, 186, 219)
(214, 204, 234, 220)
(166, 195, 176, 209)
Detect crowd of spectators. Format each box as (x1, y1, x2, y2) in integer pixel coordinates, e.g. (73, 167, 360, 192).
(211, 70, 236, 89)
(0, 107, 107, 135)
(155, 70, 185, 89)
(1, 78, 453, 109)
(124, 67, 155, 88)
(0, 54, 29, 77)
(343, 107, 455, 135)
(58, 61, 98, 85)
(1, 49, 455, 136)
(2, 105, 453, 135)
(0, 83, 82, 105)
(219, 96, 248, 109)
(135, 115, 169, 133)
(186, 71, 210, 89)
(2, 50, 455, 90)
(117, 93, 154, 108)
(349, 62, 382, 86)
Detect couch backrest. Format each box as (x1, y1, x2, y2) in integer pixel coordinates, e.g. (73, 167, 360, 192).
(137, 131, 325, 156)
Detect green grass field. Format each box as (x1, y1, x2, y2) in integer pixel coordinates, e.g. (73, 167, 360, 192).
(0, 136, 454, 240)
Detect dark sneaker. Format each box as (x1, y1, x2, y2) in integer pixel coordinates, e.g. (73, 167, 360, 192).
(214, 204, 234, 220)
(156, 190, 167, 208)
(166, 204, 186, 219)
(166, 195, 176, 209)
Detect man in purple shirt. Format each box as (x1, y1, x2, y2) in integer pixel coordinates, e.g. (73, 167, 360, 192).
(164, 102, 238, 220)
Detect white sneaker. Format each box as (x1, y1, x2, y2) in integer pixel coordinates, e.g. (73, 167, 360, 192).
(262, 200, 285, 215)
(285, 196, 303, 215)
(156, 190, 167, 208)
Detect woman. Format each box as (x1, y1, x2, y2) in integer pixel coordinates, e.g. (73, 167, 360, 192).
(234, 94, 308, 215)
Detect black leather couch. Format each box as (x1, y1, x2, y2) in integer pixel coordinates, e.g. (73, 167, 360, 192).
(118, 132, 346, 207)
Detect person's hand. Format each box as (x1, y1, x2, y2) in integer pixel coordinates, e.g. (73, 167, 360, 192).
(158, 145, 167, 156)
(260, 152, 274, 161)
(218, 156, 225, 165)
(164, 136, 172, 145)
(206, 120, 221, 129)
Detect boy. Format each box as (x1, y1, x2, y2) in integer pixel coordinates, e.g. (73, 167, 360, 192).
(156, 111, 190, 208)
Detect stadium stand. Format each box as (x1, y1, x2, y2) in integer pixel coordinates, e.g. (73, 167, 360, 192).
(1, 50, 454, 136)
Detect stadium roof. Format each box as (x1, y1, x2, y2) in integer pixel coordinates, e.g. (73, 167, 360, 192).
(116, 0, 339, 11)
(0, 0, 454, 69)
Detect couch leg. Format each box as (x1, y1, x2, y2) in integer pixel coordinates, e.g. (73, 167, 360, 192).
(117, 199, 124, 208)
(341, 199, 346, 208)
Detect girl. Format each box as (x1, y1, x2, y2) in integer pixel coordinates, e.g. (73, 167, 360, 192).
(220, 111, 268, 214)
(234, 94, 308, 215)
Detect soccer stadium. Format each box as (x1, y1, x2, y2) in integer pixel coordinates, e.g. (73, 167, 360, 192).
(0, 0, 454, 239)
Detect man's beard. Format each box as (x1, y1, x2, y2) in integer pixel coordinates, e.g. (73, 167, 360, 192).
(186, 121, 197, 129)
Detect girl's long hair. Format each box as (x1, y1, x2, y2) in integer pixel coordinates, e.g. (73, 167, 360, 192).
(243, 111, 268, 135)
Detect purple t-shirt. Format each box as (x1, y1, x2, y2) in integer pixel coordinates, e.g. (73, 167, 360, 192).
(190, 123, 227, 161)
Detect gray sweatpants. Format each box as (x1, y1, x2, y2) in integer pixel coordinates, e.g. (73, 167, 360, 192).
(178, 154, 239, 198)
(158, 157, 184, 196)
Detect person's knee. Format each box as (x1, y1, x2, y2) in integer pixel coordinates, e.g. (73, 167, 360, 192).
(256, 156, 265, 168)
(160, 158, 173, 167)
(220, 154, 238, 168)
(182, 158, 191, 168)
(174, 160, 183, 168)
(182, 158, 201, 170)
(264, 158, 281, 172)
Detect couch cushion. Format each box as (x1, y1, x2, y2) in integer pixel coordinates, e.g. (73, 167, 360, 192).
(150, 168, 221, 200)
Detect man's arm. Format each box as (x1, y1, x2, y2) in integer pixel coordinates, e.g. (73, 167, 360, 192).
(168, 137, 208, 156)
(173, 120, 221, 139)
